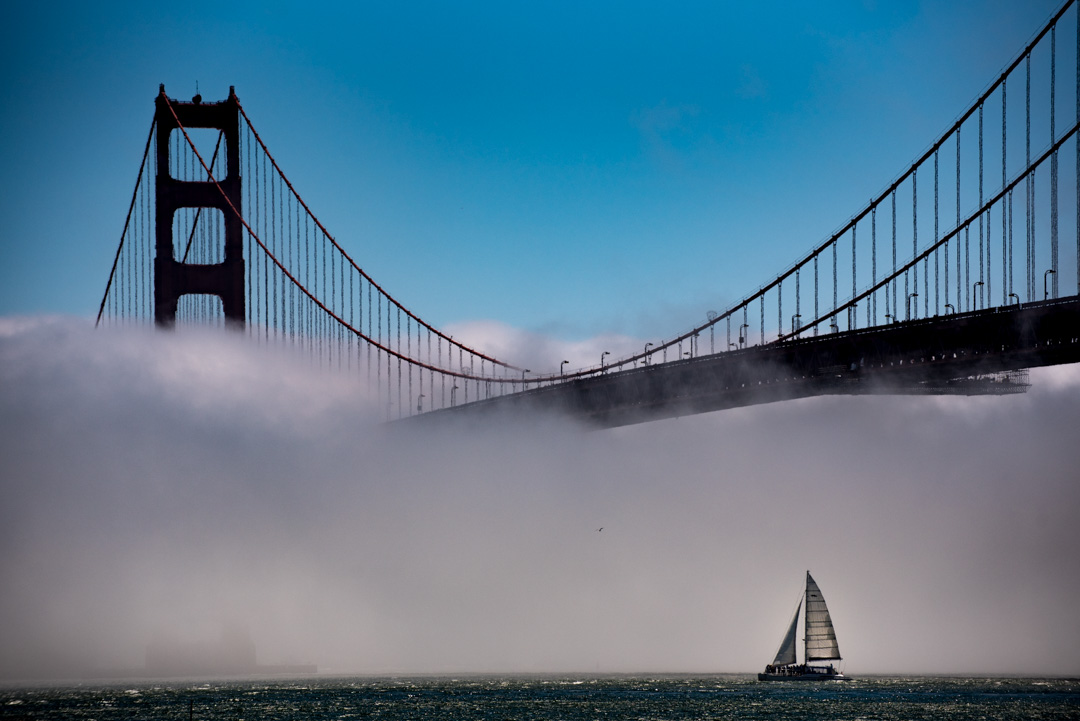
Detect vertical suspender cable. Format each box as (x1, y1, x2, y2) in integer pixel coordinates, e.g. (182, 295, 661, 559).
(124, 166, 132, 321)
(397, 308, 402, 418)
(1050, 25, 1059, 298)
(934, 149, 940, 314)
(1027, 52, 1034, 300)
(342, 238, 347, 370)
(986, 204, 992, 306)
(289, 191, 293, 341)
(246, 128, 252, 329)
(331, 220, 337, 364)
(1010, 189, 1015, 298)
(913, 169, 918, 318)
(377, 291, 382, 399)
(967, 129, 976, 310)
(795, 268, 800, 332)
(349, 253, 354, 371)
(892, 189, 898, 320)
(124, 159, 131, 321)
(407, 316, 412, 414)
(306, 215, 311, 353)
(368, 282, 373, 384)
(908, 170, 914, 318)
(261, 157, 267, 332)
(778, 280, 782, 341)
(271, 158, 277, 337)
(871, 205, 877, 324)
(850, 228, 856, 329)
(832, 240, 837, 326)
(387, 299, 392, 411)
(956, 128, 961, 307)
(138, 156, 145, 321)
(147, 151, 154, 320)
(979, 103, 985, 309)
(253, 134, 259, 332)
(1004, 79, 1010, 300)
(291, 195, 297, 342)
(262, 143, 269, 340)
(966, 225, 972, 310)
(177, 135, 184, 318)
(322, 228, 328, 365)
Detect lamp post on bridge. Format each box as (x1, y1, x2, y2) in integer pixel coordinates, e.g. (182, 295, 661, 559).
(460, 364, 472, 404)
(1009, 293, 1020, 308)
(560, 360, 569, 377)
(521, 369, 530, 391)
(643, 343, 653, 365)
(907, 293, 918, 321)
(1044, 269, 1056, 300)
(416, 394, 425, 413)
(600, 351, 610, 373)
(739, 323, 749, 348)
(450, 385, 458, 407)
(973, 281, 984, 310)
(944, 304, 955, 315)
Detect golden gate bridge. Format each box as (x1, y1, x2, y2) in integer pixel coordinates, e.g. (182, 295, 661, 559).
(98, 2, 1080, 427)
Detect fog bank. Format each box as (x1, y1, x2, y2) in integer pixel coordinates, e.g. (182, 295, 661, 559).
(2, 317, 1079, 678)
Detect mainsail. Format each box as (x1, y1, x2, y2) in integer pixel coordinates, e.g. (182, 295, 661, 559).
(804, 571, 841, 661)
(771, 599, 801, 666)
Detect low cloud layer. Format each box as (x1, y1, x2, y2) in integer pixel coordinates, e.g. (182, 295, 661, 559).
(443, 318, 646, 372)
(2, 317, 1079, 678)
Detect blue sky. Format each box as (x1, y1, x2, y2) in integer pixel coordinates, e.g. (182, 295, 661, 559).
(0, 0, 1065, 340)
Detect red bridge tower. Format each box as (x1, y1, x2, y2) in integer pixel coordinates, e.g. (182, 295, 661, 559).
(154, 85, 245, 327)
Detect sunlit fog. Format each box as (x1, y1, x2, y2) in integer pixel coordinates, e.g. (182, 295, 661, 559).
(2, 318, 1079, 679)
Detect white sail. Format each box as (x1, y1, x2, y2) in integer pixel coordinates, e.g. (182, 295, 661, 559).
(771, 599, 801, 667)
(804, 571, 841, 661)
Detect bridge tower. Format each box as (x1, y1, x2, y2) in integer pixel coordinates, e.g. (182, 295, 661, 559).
(154, 84, 244, 327)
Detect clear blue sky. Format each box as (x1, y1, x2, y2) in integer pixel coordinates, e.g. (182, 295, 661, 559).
(0, 0, 1064, 340)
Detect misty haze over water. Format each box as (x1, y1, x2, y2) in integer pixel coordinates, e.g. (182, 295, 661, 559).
(1, 318, 1079, 680)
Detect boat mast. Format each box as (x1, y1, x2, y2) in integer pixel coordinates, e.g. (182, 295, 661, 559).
(803, 570, 809, 666)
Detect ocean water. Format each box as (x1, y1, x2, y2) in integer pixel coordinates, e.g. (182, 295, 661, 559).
(1, 675, 1077, 720)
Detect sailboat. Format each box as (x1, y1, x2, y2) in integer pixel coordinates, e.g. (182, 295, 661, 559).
(757, 571, 847, 681)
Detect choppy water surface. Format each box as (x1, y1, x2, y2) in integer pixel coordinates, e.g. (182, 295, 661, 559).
(2, 675, 1077, 720)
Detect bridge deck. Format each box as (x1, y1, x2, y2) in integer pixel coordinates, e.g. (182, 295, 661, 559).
(416, 296, 1080, 429)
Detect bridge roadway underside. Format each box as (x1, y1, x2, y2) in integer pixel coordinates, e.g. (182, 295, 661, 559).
(421, 296, 1080, 429)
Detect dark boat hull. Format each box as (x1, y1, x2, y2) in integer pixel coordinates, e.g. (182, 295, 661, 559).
(758, 666, 846, 681)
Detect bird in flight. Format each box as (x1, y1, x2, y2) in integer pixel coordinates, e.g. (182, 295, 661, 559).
(597, 527, 603, 532)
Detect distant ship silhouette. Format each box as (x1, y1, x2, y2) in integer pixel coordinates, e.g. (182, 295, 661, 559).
(89, 625, 316, 679)
(144, 625, 316, 677)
